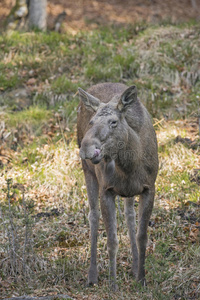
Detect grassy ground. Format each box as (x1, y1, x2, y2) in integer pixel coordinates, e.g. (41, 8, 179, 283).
(0, 22, 200, 299)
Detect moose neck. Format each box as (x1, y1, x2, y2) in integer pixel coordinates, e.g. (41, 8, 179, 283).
(115, 126, 142, 172)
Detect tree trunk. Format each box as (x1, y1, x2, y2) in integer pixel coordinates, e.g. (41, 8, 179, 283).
(191, 0, 197, 10)
(29, 0, 47, 31)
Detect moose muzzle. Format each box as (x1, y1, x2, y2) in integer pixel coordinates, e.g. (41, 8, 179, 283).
(79, 139, 102, 164)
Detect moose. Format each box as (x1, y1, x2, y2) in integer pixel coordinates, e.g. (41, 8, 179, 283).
(77, 83, 158, 289)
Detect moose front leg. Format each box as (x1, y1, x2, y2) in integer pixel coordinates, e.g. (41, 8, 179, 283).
(100, 190, 118, 290)
(83, 162, 100, 285)
(137, 187, 155, 286)
(124, 197, 138, 278)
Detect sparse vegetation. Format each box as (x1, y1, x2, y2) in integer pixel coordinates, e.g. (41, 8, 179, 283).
(0, 21, 199, 299)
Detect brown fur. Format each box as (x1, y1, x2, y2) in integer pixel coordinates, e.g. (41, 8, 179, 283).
(77, 82, 158, 289)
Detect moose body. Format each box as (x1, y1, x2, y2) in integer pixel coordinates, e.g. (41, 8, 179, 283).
(77, 83, 158, 289)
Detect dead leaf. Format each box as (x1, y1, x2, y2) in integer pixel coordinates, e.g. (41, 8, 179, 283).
(27, 78, 36, 85)
(189, 227, 199, 242)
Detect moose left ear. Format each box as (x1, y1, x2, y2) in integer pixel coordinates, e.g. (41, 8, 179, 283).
(117, 85, 137, 111)
(78, 87, 100, 112)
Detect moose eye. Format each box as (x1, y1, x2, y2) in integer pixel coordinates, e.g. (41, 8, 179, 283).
(109, 120, 117, 128)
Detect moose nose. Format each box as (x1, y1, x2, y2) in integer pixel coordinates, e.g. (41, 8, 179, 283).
(79, 136, 102, 162)
(79, 147, 101, 160)
(94, 148, 101, 157)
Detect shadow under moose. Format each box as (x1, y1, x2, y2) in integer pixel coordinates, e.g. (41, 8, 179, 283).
(77, 83, 159, 290)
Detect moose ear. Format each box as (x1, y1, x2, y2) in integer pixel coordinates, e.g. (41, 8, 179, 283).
(78, 87, 100, 112)
(117, 85, 137, 111)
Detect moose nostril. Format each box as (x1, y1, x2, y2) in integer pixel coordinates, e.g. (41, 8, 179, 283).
(94, 149, 101, 157)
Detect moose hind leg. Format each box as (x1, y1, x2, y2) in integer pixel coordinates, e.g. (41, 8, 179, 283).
(137, 187, 155, 286)
(124, 197, 138, 278)
(83, 162, 100, 285)
(100, 190, 118, 290)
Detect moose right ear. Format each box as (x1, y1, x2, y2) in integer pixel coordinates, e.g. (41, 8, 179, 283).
(117, 85, 137, 112)
(78, 88, 100, 112)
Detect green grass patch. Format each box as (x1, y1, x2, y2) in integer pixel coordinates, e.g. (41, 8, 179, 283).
(1, 22, 200, 119)
(51, 76, 79, 95)
(5, 106, 51, 128)
(0, 71, 21, 90)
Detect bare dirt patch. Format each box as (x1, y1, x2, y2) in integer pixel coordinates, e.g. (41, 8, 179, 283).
(0, 0, 200, 32)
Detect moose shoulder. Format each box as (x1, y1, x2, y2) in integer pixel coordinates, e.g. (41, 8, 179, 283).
(77, 82, 158, 289)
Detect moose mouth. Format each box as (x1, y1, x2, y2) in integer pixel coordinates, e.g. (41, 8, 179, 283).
(91, 148, 102, 164)
(79, 147, 103, 164)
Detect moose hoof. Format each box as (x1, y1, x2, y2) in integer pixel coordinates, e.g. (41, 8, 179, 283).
(129, 271, 137, 280)
(137, 277, 147, 287)
(110, 282, 119, 292)
(87, 267, 98, 286)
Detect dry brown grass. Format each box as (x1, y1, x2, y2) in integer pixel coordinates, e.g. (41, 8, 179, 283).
(0, 20, 200, 299)
(0, 118, 199, 299)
